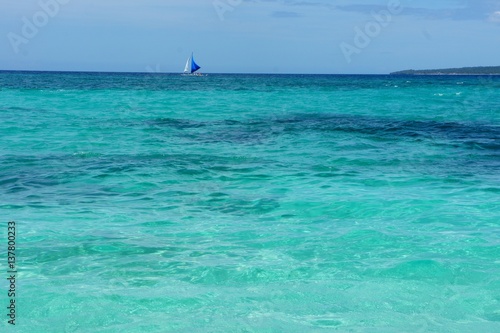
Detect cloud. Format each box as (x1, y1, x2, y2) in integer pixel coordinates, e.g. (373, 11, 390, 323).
(489, 11, 500, 22)
(245, 0, 335, 10)
(254, 0, 500, 22)
(336, 0, 500, 21)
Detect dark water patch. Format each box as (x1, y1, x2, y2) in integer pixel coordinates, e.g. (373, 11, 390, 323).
(208, 192, 229, 197)
(139, 220, 176, 228)
(5, 185, 31, 194)
(193, 197, 280, 216)
(0, 204, 24, 209)
(222, 119, 243, 126)
(208, 166, 261, 173)
(480, 187, 500, 193)
(1, 152, 265, 175)
(145, 117, 280, 145)
(140, 113, 499, 152)
(0, 106, 46, 113)
(0, 176, 20, 186)
(1, 152, 272, 201)
(198, 128, 276, 145)
(273, 113, 500, 149)
(0, 169, 65, 195)
(176, 168, 209, 176)
(157, 190, 198, 197)
(146, 118, 207, 129)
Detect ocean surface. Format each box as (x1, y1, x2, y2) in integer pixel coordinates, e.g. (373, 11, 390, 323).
(0, 71, 499, 332)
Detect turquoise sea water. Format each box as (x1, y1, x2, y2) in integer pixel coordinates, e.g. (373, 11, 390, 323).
(1, 71, 499, 332)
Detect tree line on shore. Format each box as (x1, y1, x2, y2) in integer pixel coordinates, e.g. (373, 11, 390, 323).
(391, 66, 500, 75)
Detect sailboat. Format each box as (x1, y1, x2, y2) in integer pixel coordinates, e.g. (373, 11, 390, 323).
(182, 53, 203, 76)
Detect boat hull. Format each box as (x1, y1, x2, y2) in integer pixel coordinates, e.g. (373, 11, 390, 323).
(181, 73, 205, 77)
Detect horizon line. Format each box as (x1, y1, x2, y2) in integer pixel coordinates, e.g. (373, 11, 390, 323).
(1, 69, 500, 76)
(0, 69, 393, 75)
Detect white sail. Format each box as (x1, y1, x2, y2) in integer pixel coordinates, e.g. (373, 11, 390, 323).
(184, 55, 191, 73)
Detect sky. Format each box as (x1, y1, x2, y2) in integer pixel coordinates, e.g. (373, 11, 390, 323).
(1, 0, 499, 74)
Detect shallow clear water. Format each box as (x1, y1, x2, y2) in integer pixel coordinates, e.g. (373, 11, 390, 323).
(1, 72, 499, 332)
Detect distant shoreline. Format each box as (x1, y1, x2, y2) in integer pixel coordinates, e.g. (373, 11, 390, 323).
(391, 66, 500, 75)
